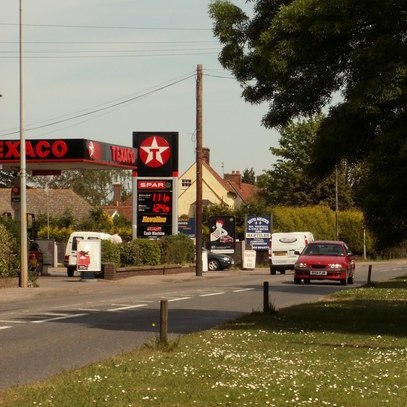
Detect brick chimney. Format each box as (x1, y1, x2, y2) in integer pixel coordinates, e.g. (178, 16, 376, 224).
(113, 183, 122, 206)
(202, 147, 210, 165)
(224, 170, 241, 186)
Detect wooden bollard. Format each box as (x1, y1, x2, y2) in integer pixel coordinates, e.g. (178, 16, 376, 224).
(160, 300, 168, 343)
(367, 264, 372, 285)
(263, 281, 269, 313)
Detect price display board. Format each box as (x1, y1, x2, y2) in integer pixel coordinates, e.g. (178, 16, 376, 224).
(137, 179, 173, 238)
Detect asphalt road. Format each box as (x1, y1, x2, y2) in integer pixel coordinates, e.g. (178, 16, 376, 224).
(1, 260, 406, 389)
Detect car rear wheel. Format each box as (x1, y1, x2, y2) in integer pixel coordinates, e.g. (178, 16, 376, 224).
(294, 278, 301, 284)
(208, 259, 221, 271)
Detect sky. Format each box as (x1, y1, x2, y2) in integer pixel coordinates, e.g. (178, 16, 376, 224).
(0, 0, 280, 177)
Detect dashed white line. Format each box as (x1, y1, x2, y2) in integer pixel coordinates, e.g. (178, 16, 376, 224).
(233, 288, 255, 293)
(0, 326, 12, 330)
(199, 292, 225, 297)
(32, 313, 88, 324)
(167, 297, 191, 302)
(107, 304, 148, 312)
(0, 320, 26, 324)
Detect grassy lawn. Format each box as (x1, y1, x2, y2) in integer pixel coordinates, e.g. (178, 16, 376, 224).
(1, 277, 406, 407)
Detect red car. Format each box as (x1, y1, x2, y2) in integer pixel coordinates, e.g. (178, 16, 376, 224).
(294, 240, 355, 285)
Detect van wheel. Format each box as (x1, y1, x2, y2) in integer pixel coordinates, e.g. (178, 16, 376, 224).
(280, 270, 286, 275)
(270, 268, 276, 275)
(67, 266, 75, 277)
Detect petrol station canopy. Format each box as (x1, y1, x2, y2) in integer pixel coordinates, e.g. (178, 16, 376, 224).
(0, 138, 137, 172)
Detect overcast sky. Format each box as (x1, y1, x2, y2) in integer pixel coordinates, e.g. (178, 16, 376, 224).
(0, 0, 279, 176)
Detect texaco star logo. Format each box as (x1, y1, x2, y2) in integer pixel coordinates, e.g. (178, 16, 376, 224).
(88, 141, 95, 159)
(139, 136, 171, 168)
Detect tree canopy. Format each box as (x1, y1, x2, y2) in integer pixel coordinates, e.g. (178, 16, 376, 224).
(258, 115, 355, 209)
(209, 0, 406, 247)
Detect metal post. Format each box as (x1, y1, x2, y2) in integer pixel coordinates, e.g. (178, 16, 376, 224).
(160, 300, 168, 343)
(263, 281, 269, 313)
(19, 0, 28, 288)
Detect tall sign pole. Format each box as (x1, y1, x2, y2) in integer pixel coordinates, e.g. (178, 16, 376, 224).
(195, 64, 203, 277)
(19, 0, 28, 288)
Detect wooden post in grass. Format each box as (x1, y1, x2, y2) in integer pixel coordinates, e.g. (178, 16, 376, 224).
(367, 265, 372, 285)
(160, 300, 168, 343)
(263, 281, 269, 313)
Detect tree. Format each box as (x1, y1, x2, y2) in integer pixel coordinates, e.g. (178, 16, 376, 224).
(28, 169, 131, 206)
(258, 116, 355, 209)
(209, 0, 406, 247)
(241, 167, 256, 184)
(0, 171, 17, 188)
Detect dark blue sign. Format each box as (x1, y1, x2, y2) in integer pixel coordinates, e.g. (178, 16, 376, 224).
(245, 215, 272, 250)
(178, 218, 196, 237)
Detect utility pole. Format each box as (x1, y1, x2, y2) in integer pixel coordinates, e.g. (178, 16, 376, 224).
(335, 166, 339, 240)
(195, 64, 203, 277)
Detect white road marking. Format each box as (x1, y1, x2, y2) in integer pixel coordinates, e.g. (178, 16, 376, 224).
(0, 319, 26, 324)
(199, 292, 226, 297)
(167, 297, 191, 302)
(107, 304, 148, 312)
(233, 288, 255, 292)
(0, 326, 12, 330)
(32, 313, 88, 324)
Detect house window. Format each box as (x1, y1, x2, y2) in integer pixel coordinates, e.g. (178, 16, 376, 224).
(182, 179, 192, 187)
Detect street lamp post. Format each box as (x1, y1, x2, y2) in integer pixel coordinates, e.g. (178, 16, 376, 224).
(19, 0, 28, 288)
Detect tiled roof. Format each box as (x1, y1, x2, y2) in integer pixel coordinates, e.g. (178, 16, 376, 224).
(0, 188, 92, 220)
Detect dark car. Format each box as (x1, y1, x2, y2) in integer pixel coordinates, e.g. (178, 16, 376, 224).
(203, 248, 234, 271)
(294, 240, 355, 285)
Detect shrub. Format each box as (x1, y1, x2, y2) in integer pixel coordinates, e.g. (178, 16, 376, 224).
(120, 239, 161, 266)
(101, 240, 121, 267)
(158, 234, 195, 264)
(0, 223, 19, 278)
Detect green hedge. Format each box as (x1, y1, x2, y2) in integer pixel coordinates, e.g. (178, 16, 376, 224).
(272, 205, 374, 255)
(0, 223, 19, 278)
(157, 234, 195, 265)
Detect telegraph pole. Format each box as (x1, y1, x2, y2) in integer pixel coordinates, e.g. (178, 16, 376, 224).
(195, 64, 203, 277)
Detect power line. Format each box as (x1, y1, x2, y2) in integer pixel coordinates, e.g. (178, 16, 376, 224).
(0, 72, 196, 137)
(0, 22, 211, 31)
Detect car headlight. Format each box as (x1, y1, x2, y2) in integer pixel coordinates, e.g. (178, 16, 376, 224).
(222, 256, 231, 261)
(328, 263, 342, 269)
(295, 262, 308, 268)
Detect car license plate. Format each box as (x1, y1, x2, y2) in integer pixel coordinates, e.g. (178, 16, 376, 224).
(310, 270, 327, 276)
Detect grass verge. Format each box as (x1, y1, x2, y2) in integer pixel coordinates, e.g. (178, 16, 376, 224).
(1, 276, 406, 406)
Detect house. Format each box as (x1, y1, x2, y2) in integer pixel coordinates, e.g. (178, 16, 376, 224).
(178, 148, 259, 217)
(0, 188, 92, 221)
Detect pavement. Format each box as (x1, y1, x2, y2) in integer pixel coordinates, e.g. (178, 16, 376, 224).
(0, 266, 248, 304)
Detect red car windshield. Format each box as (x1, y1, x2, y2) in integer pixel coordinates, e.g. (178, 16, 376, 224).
(303, 244, 344, 256)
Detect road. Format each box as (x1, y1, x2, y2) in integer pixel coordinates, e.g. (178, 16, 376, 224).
(0, 260, 406, 389)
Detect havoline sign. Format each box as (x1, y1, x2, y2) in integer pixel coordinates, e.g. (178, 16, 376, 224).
(136, 179, 173, 238)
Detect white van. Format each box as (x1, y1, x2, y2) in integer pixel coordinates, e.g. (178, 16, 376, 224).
(64, 231, 112, 276)
(268, 232, 314, 275)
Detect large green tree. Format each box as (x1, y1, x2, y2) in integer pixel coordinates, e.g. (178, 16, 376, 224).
(259, 116, 355, 209)
(209, 0, 406, 247)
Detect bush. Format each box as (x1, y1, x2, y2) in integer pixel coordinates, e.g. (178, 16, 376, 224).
(101, 240, 121, 267)
(0, 223, 19, 278)
(158, 234, 195, 264)
(120, 239, 161, 266)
